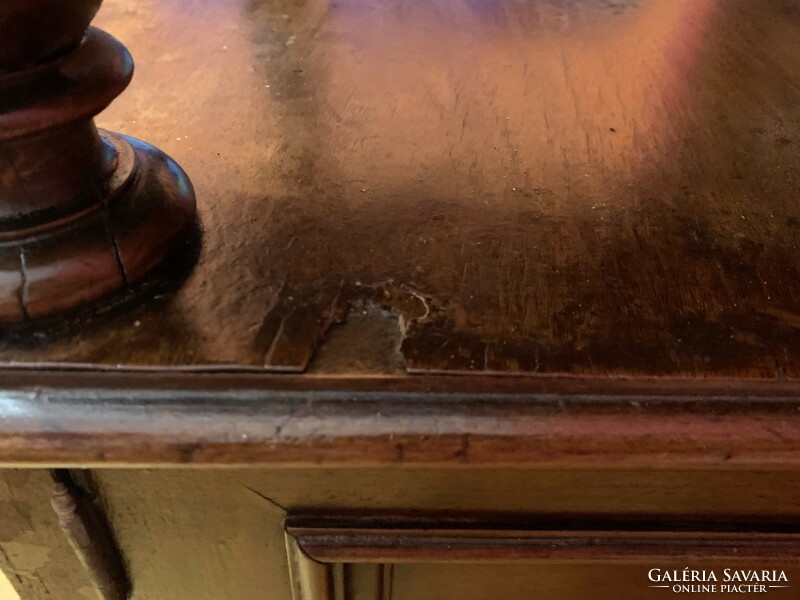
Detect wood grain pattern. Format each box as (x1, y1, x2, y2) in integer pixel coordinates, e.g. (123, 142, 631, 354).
(0, 0, 798, 377)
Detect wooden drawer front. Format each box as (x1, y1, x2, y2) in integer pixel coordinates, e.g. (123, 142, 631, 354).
(286, 520, 800, 600)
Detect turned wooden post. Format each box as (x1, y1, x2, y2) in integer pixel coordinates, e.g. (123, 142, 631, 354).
(0, 1, 196, 321)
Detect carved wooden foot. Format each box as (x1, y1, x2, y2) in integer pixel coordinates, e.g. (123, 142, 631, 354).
(0, 1, 196, 321)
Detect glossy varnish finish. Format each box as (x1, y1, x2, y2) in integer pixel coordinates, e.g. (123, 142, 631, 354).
(0, 1, 196, 322)
(2, 370, 800, 466)
(0, 0, 799, 378)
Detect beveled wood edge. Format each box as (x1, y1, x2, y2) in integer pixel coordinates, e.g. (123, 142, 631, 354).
(286, 530, 389, 600)
(286, 529, 337, 600)
(0, 369, 799, 466)
(286, 523, 800, 564)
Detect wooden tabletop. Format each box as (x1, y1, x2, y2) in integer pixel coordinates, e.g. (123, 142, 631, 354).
(2, 0, 800, 383)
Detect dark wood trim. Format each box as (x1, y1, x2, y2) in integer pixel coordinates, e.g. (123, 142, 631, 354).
(287, 522, 800, 564)
(284, 517, 800, 600)
(0, 369, 798, 466)
(1, 368, 799, 397)
(286, 529, 341, 600)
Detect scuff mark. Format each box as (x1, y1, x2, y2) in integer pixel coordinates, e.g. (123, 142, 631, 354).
(274, 400, 307, 439)
(0, 545, 25, 586)
(177, 443, 202, 463)
(454, 434, 470, 461)
(256, 278, 348, 371)
(33, 573, 49, 594)
(17, 246, 30, 321)
(263, 314, 290, 366)
(255, 275, 631, 376)
(255, 277, 440, 372)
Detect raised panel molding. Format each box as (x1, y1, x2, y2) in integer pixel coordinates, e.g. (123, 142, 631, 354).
(286, 534, 392, 600)
(285, 516, 800, 600)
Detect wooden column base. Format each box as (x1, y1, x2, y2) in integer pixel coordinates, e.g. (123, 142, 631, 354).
(0, 25, 196, 322)
(0, 131, 195, 321)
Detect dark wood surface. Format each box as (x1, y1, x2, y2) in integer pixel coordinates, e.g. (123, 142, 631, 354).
(4, 4, 800, 598)
(1, 0, 800, 379)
